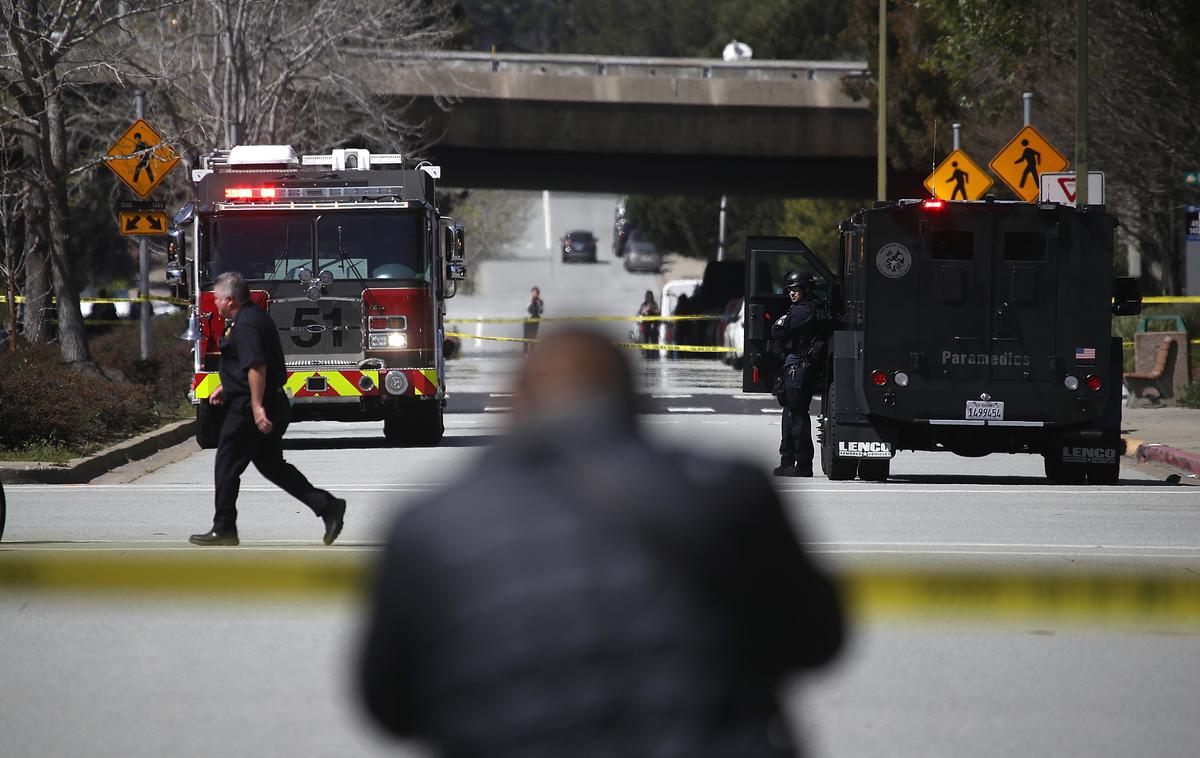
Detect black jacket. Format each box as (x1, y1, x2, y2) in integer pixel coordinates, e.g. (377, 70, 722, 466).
(770, 300, 817, 368)
(358, 405, 844, 757)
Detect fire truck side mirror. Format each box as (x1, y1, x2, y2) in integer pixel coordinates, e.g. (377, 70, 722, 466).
(166, 229, 188, 285)
(450, 224, 466, 263)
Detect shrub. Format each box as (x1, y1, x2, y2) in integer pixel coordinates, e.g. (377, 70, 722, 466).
(0, 314, 192, 455)
(1180, 380, 1200, 409)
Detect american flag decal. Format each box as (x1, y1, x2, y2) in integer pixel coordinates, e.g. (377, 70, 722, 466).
(1075, 347, 1096, 361)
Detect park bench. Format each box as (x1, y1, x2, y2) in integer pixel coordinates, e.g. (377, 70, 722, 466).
(1123, 335, 1177, 405)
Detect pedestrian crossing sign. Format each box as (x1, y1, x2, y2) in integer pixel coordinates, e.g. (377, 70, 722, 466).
(105, 118, 179, 198)
(923, 148, 993, 201)
(988, 125, 1069, 203)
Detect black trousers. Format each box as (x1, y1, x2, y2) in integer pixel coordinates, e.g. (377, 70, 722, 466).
(522, 318, 540, 353)
(212, 392, 333, 532)
(779, 364, 814, 470)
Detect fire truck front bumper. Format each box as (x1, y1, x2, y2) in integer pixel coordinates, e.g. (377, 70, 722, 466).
(191, 368, 441, 406)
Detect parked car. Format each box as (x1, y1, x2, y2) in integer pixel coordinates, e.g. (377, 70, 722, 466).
(622, 230, 662, 273)
(561, 230, 597, 263)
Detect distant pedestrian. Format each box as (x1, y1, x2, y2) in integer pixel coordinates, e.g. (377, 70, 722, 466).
(189, 271, 345, 546)
(358, 328, 844, 757)
(523, 286, 543, 354)
(637, 289, 660, 358)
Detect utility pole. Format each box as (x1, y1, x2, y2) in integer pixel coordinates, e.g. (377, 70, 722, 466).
(135, 90, 151, 362)
(1075, 0, 1089, 207)
(877, 0, 888, 202)
(717, 195, 727, 261)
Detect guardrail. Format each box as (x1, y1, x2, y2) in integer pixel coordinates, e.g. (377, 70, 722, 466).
(358, 48, 868, 82)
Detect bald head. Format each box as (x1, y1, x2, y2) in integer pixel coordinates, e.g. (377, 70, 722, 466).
(512, 329, 636, 422)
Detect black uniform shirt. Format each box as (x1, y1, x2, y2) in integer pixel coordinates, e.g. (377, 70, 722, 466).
(771, 300, 815, 367)
(218, 303, 287, 409)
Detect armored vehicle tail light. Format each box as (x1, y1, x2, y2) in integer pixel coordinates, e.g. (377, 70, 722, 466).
(923, 199, 945, 210)
(384, 371, 410, 395)
(870, 370, 888, 386)
(1085, 374, 1103, 391)
(893, 371, 910, 387)
(1064, 375, 1080, 390)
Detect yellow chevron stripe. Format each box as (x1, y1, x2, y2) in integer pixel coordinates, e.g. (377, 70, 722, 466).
(422, 369, 438, 389)
(323, 371, 361, 397)
(194, 373, 222, 399)
(284, 372, 310, 396)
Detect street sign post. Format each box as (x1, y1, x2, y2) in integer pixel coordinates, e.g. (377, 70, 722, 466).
(923, 148, 993, 201)
(989, 125, 1069, 202)
(1039, 171, 1105, 206)
(104, 118, 179, 198)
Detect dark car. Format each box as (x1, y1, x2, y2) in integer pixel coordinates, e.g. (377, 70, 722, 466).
(622, 230, 662, 273)
(561, 230, 597, 263)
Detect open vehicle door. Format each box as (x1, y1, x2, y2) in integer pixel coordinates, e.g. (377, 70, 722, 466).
(742, 236, 837, 393)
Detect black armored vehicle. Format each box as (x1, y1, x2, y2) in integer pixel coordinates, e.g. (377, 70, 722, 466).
(743, 198, 1141, 484)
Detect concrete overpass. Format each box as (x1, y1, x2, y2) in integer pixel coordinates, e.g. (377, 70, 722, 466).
(362, 50, 907, 197)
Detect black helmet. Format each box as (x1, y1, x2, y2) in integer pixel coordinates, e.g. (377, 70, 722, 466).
(784, 271, 816, 291)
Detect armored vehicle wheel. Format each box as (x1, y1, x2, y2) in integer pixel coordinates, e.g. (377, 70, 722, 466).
(1043, 454, 1086, 484)
(818, 389, 858, 481)
(1086, 459, 1120, 485)
(196, 402, 223, 449)
(857, 459, 890, 482)
(384, 401, 444, 447)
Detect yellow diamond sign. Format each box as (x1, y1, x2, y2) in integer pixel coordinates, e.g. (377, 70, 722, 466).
(988, 125, 1069, 203)
(105, 119, 179, 198)
(924, 148, 993, 201)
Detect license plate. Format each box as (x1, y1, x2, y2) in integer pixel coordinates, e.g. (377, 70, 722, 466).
(965, 400, 1004, 420)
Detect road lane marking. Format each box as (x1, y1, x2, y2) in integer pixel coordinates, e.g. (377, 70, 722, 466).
(483, 406, 512, 412)
(651, 393, 693, 399)
(760, 408, 784, 413)
(666, 407, 715, 413)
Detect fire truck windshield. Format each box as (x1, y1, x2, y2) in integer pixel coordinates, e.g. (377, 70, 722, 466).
(203, 209, 426, 283)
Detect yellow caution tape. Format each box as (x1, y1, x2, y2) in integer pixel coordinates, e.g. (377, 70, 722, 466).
(1122, 340, 1200, 348)
(1, 295, 190, 306)
(1, 552, 1196, 626)
(1140, 296, 1200, 304)
(444, 331, 736, 353)
(446, 314, 721, 324)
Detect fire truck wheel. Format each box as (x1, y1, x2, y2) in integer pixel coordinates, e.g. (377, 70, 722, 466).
(384, 402, 444, 447)
(196, 402, 224, 449)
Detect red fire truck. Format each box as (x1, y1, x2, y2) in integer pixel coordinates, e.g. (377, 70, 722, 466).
(167, 145, 466, 448)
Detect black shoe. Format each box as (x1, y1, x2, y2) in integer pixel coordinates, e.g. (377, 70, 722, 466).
(773, 464, 798, 477)
(189, 529, 239, 546)
(322, 498, 346, 546)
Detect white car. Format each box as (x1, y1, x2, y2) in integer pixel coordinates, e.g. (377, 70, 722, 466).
(657, 278, 701, 359)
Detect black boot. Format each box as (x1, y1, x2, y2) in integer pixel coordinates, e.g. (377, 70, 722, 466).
(189, 528, 239, 546)
(773, 458, 797, 477)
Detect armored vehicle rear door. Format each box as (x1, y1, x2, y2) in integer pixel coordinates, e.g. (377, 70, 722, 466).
(742, 236, 835, 393)
(907, 204, 1058, 385)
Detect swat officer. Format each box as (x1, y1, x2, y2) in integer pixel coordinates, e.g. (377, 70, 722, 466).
(771, 271, 823, 477)
(189, 271, 346, 546)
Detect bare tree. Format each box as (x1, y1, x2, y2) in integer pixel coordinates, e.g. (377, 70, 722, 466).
(138, 0, 456, 160)
(447, 189, 536, 294)
(0, 0, 179, 367)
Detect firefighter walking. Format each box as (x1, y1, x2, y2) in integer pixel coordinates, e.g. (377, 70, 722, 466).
(771, 271, 822, 477)
(189, 271, 346, 546)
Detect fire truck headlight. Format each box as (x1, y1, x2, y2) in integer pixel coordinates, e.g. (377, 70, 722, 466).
(370, 333, 408, 349)
(384, 371, 409, 396)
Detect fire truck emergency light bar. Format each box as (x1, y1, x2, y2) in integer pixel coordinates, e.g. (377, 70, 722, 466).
(223, 186, 407, 201)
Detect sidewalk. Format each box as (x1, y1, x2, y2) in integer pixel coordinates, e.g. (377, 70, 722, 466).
(1121, 405, 1200, 480)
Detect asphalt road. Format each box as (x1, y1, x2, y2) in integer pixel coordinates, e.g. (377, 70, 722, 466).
(3, 194, 1198, 757)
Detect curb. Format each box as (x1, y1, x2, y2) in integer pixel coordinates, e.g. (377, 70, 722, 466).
(0, 419, 196, 484)
(1134, 442, 1200, 477)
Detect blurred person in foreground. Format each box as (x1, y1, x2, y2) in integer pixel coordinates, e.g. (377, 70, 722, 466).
(358, 328, 844, 757)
